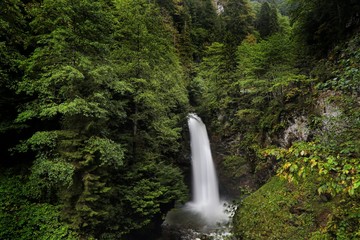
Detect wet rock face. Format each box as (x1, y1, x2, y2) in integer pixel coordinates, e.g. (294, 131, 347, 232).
(281, 91, 344, 148)
(316, 91, 344, 136)
(282, 116, 309, 148)
(316, 91, 342, 118)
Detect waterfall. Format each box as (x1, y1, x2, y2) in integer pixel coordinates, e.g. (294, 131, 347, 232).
(161, 114, 231, 238)
(186, 113, 227, 225)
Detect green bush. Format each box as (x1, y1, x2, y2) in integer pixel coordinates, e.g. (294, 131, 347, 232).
(0, 173, 78, 240)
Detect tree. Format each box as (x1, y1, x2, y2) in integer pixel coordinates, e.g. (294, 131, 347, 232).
(5, 0, 190, 237)
(186, 0, 218, 61)
(235, 33, 307, 133)
(196, 42, 234, 125)
(15, 0, 127, 237)
(0, 0, 27, 163)
(220, 0, 254, 68)
(103, 0, 190, 236)
(222, 0, 254, 47)
(289, 0, 360, 55)
(255, 2, 280, 38)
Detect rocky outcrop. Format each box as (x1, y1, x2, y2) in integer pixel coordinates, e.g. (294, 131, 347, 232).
(282, 116, 309, 147)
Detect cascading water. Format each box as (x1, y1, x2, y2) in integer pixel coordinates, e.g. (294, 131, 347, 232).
(186, 113, 227, 225)
(161, 113, 231, 239)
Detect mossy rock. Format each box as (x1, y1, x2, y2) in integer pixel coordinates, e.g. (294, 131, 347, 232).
(232, 176, 334, 240)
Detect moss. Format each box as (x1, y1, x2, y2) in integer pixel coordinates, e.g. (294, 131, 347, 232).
(232, 175, 335, 240)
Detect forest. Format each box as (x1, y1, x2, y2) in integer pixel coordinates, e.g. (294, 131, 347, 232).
(0, 0, 359, 239)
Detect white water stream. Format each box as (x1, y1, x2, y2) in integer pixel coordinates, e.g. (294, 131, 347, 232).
(186, 113, 227, 225)
(161, 114, 230, 239)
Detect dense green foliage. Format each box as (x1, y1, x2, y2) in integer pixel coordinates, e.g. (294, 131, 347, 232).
(289, 0, 360, 56)
(0, 0, 27, 162)
(246, 32, 360, 238)
(1, 0, 191, 238)
(227, 0, 360, 239)
(0, 173, 78, 239)
(255, 2, 280, 38)
(175, 0, 360, 238)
